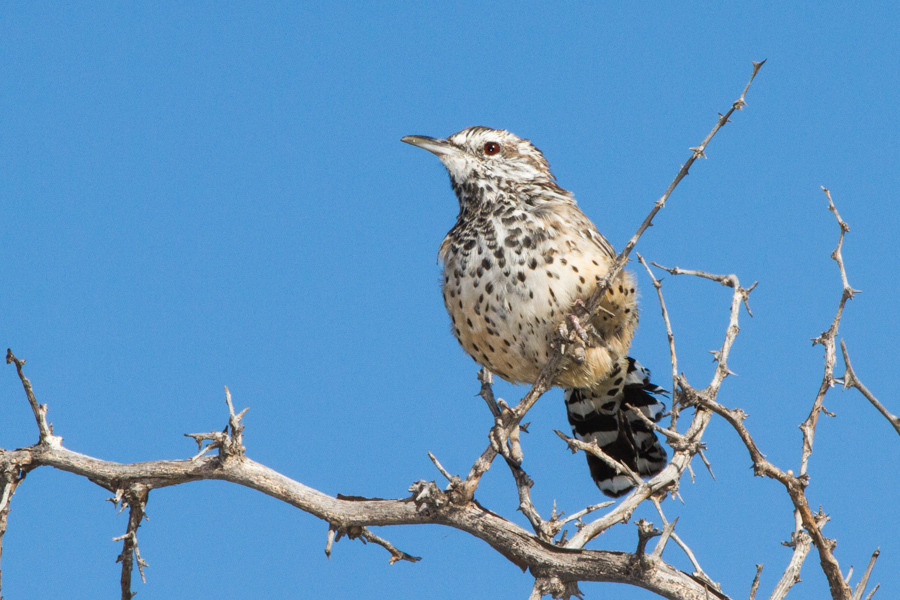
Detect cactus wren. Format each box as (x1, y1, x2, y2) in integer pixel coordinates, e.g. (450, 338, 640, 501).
(402, 126, 667, 497)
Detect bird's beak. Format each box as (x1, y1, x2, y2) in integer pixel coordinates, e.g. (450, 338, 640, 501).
(401, 135, 454, 157)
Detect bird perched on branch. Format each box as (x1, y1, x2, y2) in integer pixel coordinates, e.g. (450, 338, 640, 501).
(402, 127, 667, 497)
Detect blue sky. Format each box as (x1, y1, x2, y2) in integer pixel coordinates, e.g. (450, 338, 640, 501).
(2, 2, 898, 599)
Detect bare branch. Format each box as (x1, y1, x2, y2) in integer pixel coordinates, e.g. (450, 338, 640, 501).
(568, 268, 756, 550)
(748, 564, 763, 600)
(477, 368, 502, 419)
(426, 452, 454, 483)
(840, 341, 899, 436)
(506, 456, 549, 540)
(554, 501, 614, 529)
(0, 355, 726, 600)
(649, 265, 756, 396)
(554, 430, 643, 489)
(113, 486, 149, 599)
(337, 525, 422, 565)
(679, 189, 884, 600)
(5, 349, 63, 447)
(637, 254, 680, 425)
(850, 549, 880, 600)
(769, 530, 812, 600)
(651, 518, 678, 559)
(2, 63, 774, 600)
(650, 498, 716, 587)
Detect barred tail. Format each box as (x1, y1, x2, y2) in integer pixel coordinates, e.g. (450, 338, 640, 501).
(564, 357, 668, 497)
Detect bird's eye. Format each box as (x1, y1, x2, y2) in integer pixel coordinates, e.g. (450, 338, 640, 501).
(483, 142, 501, 155)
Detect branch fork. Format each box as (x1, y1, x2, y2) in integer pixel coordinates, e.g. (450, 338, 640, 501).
(185, 386, 248, 460)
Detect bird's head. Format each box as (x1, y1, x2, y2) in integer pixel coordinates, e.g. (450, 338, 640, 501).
(402, 126, 557, 192)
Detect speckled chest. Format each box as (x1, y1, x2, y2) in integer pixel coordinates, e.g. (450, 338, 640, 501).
(439, 205, 619, 384)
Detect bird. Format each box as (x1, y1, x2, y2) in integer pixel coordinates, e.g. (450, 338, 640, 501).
(402, 126, 667, 497)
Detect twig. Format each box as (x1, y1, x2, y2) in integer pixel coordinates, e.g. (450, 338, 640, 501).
(748, 564, 763, 600)
(477, 368, 501, 419)
(801, 188, 859, 484)
(769, 529, 812, 600)
(850, 548, 880, 600)
(649, 266, 756, 394)
(789, 188, 860, 599)
(6, 350, 63, 447)
(671, 530, 716, 588)
(637, 254, 680, 427)
(553, 430, 643, 489)
(505, 456, 549, 540)
(625, 402, 691, 445)
(327, 522, 421, 564)
(427, 452, 455, 482)
(355, 526, 422, 565)
(840, 341, 899, 436)
(697, 450, 716, 481)
(650, 497, 714, 585)
(650, 518, 678, 559)
(555, 501, 615, 529)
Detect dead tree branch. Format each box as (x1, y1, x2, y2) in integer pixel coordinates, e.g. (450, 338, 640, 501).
(113, 486, 150, 600)
(0, 356, 725, 600)
(1, 62, 772, 600)
(459, 60, 766, 504)
(658, 189, 882, 600)
(839, 341, 899, 436)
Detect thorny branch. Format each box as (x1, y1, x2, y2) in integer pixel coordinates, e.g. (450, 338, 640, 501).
(0, 251, 755, 600)
(0, 61, 890, 600)
(19, 61, 893, 600)
(552, 262, 756, 600)
(113, 486, 150, 600)
(637, 254, 681, 427)
(657, 189, 882, 600)
(839, 341, 900, 436)
(0, 355, 723, 600)
(5, 350, 62, 447)
(459, 59, 766, 508)
(447, 61, 768, 596)
(2, 59, 889, 600)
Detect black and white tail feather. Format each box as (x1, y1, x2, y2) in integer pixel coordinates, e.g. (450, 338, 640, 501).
(564, 358, 667, 497)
